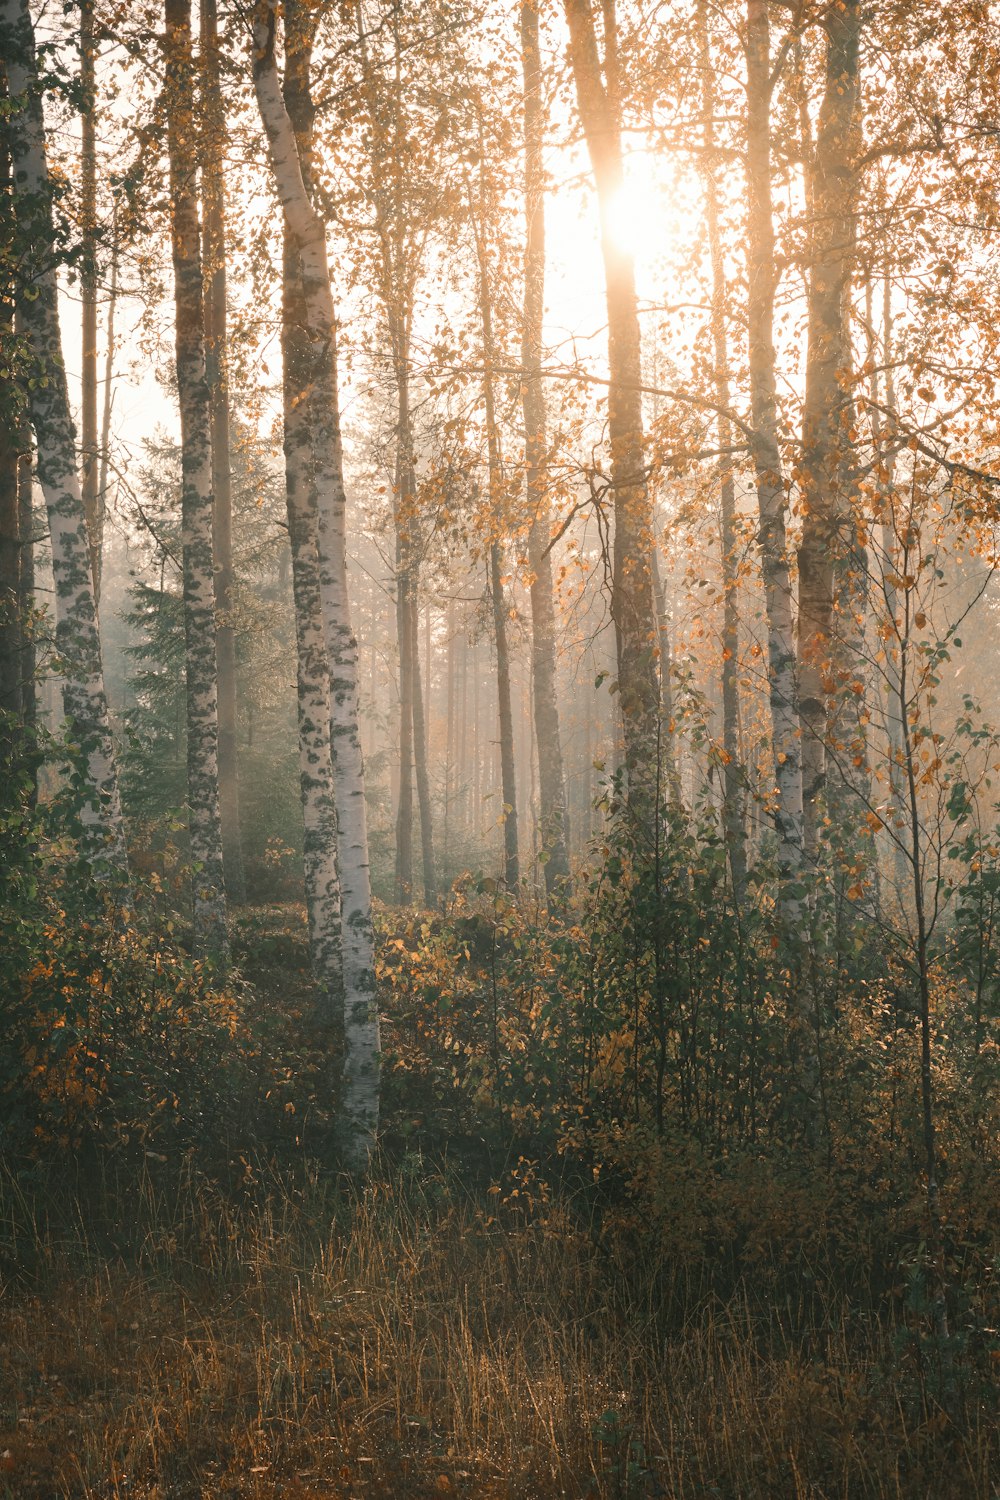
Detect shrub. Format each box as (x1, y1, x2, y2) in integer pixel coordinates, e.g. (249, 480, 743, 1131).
(0, 889, 255, 1166)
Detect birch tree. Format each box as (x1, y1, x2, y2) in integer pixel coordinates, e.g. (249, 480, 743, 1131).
(2, 0, 127, 877)
(200, 0, 246, 904)
(521, 0, 569, 894)
(280, 0, 344, 1017)
(797, 0, 862, 859)
(743, 0, 819, 1128)
(79, 0, 101, 602)
(697, 0, 746, 898)
(0, 103, 23, 771)
(470, 141, 520, 889)
(352, 0, 438, 908)
(253, 0, 379, 1169)
(744, 0, 804, 919)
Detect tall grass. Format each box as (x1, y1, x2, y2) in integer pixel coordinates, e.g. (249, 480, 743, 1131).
(1, 1156, 995, 1499)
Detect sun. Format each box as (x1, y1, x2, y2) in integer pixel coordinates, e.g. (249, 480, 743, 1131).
(543, 148, 700, 343)
(602, 154, 704, 270)
(605, 176, 659, 263)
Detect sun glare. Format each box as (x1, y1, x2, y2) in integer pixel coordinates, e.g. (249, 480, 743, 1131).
(605, 173, 664, 263)
(543, 149, 699, 355)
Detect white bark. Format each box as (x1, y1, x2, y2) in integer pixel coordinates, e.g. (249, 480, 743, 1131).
(253, 0, 378, 1170)
(745, 0, 816, 1133)
(521, 0, 570, 894)
(746, 0, 805, 924)
(283, 224, 344, 1014)
(201, 0, 247, 905)
(3, 0, 128, 880)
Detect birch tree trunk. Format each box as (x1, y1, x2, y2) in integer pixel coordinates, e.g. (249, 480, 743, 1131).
(3, 0, 127, 877)
(563, 0, 660, 814)
(277, 0, 342, 1010)
(80, 0, 101, 604)
(254, 0, 379, 1170)
(797, 0, 862, 859)
(0, 411, 21, 773)
(471, 161, 520, 888)
(394, 503, 415, 902)
(870, 272, 908, 908)
(521, 0, 570, 895)
(745, 0, 804, 917)
(200, 0, 246, 904)
(353, 7, 435, 909)
(745, 0, 818, 1128)
(16, 439, 34, 752)
(0, 111, 22, 767)
(698, 0, 746, 899)
(164, 0, 228, 958)
(97, 224, 117, 530)
(410, 580, 436, 904)
(284, 229, 344, 1012)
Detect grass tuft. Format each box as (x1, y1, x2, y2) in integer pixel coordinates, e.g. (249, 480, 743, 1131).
(0, 1156, 996, 1498)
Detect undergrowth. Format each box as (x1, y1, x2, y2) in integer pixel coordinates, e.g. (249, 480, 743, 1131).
(1, 845, 1000, 1496)
(0, 1151, 997, 1499)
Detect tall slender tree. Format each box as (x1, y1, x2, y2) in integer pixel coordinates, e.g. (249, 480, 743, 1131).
(563, 0, 660, 815)
(79, 0, 101, 602)
(744, 0, 804, 920)
(279, 0, 344, 1017)
(253, 0, 379, 1169)
(471, 146, 520, 889)
(96, 225, 117, 533)
(200, 0, 246, 903)
(3, 0, 127, 877)
(164, 0, 228, 956)
(521, 0, 569, 894)
(697, 0, 746, 898)
(797, 0, 862, 858)
(744, 0, 818, 1128)
(0, 102, 24, 771)
(353, 0, 437, 908)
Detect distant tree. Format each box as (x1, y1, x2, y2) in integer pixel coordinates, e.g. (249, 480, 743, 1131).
(120, 429, 299, 888)
(351, 0, 444, 908)
(695, 0, 745, 900)
(521, 0, 570, 895)
(469, 134, 520, 889)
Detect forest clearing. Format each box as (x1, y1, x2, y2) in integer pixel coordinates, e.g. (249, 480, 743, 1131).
(3, 0, 1000, 1495)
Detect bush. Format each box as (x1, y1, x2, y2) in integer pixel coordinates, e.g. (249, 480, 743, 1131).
(0, 888, 255, 1166)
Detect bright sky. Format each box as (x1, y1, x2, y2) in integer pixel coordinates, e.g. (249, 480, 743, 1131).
(53, 13, 706, 530)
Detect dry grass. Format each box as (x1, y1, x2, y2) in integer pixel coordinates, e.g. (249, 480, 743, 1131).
(0, 1158, 996, 1500)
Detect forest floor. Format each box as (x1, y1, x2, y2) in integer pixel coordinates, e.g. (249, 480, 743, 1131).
(1, 905, 997, 1499)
